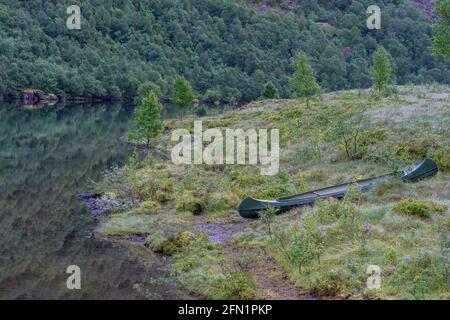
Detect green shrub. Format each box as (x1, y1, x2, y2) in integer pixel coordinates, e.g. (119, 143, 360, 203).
(297, 142, 323, 164)
(393, 198, 446, 218)
(286, 214, 325, 271)
(363, 144, 401, 169)
(134, 200, 159, 215)
(155, 190, 173, 203)
(255, 183, 292, 199)
(360, 127, 387, 148)
(206, 192, 237, 213)
(234, 173, 266, 188)
(383, 245, 399, 264)
(344, 184, 363, 203)
(390, 251, 449, 299)
(394, 199, 429, 217)
(316, 198, 347, 222)
(211, 269, 259, 300)
(176, 191, 204, 214)
(310, 269, 346, 296)
(162, 231, 202, 254)
(404, 139, 429, 158)
(432, 147, 450, 171)
(145, 230, 169, 252)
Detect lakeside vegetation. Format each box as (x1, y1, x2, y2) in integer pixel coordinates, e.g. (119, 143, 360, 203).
(93, 84, 449, 299)
(1, 0, 448, 301)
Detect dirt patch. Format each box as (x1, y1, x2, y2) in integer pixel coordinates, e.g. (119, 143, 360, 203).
(192, 215, 318, 299)
(253, 259, 316, 299)
(193, 216, 252, 244)
(227, 247, 318, 300)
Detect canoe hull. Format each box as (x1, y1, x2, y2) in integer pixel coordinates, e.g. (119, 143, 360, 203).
(238, 158, 438, 219)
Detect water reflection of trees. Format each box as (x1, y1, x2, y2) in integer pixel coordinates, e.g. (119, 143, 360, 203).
(0, 103, 178, 299)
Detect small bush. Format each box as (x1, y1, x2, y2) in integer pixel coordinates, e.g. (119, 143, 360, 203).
(364, 144, 401, 169)
(176, 191, 204, 214)
(383, 245, 399, 264)
(432, 147, 450, 171)
(344, 184, 363, 203)
(394, 199, 429, 217)
(212, 269, 259, 300)
(360, 127, 388, 148)
(206, 192, 237, 213)
(297, 142, 323, 164)
(234, 173, 265, 188)
(390, 251, 449, 299)
(316, 198, 347, 222)
(393, 198, 446, 218)
(162, 231, 201, 254)
(310, 269, 346, 296)
(133, 201, 159, 215)
(155, 190, 172, 203)
(145, 230, 169, 252)
(288, 214, 325, 271)
(255, 183, 292, 199)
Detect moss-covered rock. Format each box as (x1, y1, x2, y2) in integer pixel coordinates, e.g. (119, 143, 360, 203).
(162, 231, 201, 254)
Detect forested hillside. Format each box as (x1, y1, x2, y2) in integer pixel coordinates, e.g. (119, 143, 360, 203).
(0, 0, 448, 102)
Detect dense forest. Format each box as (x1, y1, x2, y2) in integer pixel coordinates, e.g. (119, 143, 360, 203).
(0, 0, 448, 102)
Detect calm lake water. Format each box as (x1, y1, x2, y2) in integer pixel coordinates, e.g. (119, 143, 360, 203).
(0, 102, 182, 299)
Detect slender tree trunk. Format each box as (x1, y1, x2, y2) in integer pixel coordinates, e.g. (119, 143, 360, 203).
(306, 97, 311, 126)
(343, 135, 351, 160)
(180, 108, 184, 125)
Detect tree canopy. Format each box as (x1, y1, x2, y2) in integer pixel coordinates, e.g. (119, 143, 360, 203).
(432, 0, 450, 58)
(372, 47, 394, 93)
(289, 52, 321, 107)
(261, 81, 278, 99)
(130, 91, 162, 146)
(0, 0, 448, 102)
(171, 76, 196, 108)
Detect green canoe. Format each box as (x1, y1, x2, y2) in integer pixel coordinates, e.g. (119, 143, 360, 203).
(238, 158, 439, 219)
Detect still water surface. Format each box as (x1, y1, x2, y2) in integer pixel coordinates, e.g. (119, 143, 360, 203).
(0, 102, 181, 299)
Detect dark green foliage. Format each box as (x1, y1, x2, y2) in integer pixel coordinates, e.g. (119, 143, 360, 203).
(390, 251, 449, 299)
(432, 0, 450, 58)
(130, 91, 162, 146)
(261, 81, 278, 99)
(289, 52, 321, 109)
(171, 76, 196, 121)
(137, 82, 162, 105)
(171, 76, 196, 108)
(394, 199, 429, 218)
(328, 109, 366, 160)
(393, 198, 446, 218)
(0, 1, 449, 101)
(372, 47, 394, 93)
(432, 146, 450, 171)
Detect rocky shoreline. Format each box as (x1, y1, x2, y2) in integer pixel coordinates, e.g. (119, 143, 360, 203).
(76, 192, 138, 218)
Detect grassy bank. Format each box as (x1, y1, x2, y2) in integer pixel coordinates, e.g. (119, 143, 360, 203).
(93, 85, 449, 299)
